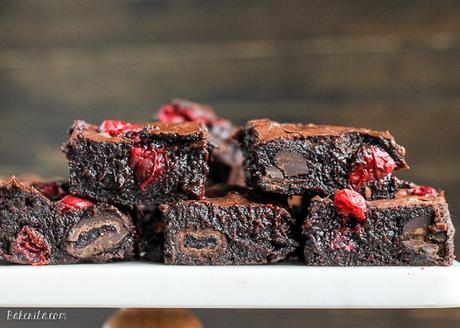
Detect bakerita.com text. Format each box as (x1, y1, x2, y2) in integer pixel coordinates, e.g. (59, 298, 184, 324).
(5, 310, 68, 321)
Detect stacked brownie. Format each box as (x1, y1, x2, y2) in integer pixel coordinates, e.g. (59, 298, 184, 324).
(237, 119, 455, 266)
(0, 100, 455, 266)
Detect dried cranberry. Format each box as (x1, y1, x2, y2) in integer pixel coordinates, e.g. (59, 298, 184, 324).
(59, 195, 94, 213)
(349, 146, 397, 189)
(14, 226, 50, 265)
(157, 102, 214, 124)
(129, 145, 168, 191)
(411, 186, 438, 197)
(99, 120, 141, 137)
(33, 182, 67, 200)
(334, 189, 368, 222)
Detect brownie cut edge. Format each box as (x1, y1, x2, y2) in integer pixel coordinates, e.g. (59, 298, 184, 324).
(161, 192, 297, 265)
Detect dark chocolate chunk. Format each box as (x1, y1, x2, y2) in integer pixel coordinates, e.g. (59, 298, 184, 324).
(274, 151, 310, 177)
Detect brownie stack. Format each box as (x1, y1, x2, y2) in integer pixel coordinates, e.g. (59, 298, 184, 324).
(0, 100, 455, 266)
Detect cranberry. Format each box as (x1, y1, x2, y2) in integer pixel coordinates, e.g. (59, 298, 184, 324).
(59, 195, 94, 213)
(349, 146, 397, 189)
(99, 120, 141, 137)
(14, 226, 50, 265)
(334, 189, 367, 222)
(157, 102, 214, 124)
(33, 182, 67, 200)
(411, 186, 438, 197)
(129, 145, 168, 191)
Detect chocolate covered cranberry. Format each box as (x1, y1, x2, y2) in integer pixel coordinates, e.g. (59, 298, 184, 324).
(99, 120, 141, 137)
(334, 189, 367, 222)
(129, 145, 168, 191)
(349, 146, 397, 189)
(59, 196, 94, 213)
(13, 226, 50, 266)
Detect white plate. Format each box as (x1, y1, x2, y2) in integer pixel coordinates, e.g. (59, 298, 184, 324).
(1, 261, 459, 309)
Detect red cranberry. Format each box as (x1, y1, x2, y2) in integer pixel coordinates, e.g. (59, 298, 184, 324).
(59, 195, 94, 213)
(411, 186, 438, 197)
(129, 145, 168, 191)
(33, 182, 67, 200)
(334, 189, 367, 222)
(157, 102, 214, 124)
(99, 120, 141, 137)
(14, 226, 50, 266)
(349, 146, 397, 189)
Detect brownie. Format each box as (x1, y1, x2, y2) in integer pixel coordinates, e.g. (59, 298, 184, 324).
(302, 187, 455, 266)
(62, 120, 209, 206)
(0, 177, 135, 265)
(161, 192, 297, 265)
(156, 99, 245, 185)
(237, 119, 409, 199)
(133, 205, 164, 262)
(134, 183, 249, 263)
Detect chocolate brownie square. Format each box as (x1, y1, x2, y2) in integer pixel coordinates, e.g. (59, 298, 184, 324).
(156, 99, 245, 185)
(134, 184, 250, 263)
(62, 120, 209, 206)
(161, 192, 297, 265)
(237, 119, 409, 199)
(0, 177, 135, 265)
(303, 187, 455, 266)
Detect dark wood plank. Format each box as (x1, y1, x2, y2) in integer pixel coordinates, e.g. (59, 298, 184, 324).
(2, 0, 460, 47)
(1, 38, 460, 104)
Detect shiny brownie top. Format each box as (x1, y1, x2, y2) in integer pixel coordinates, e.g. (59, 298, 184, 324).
(242, 119, 399, 144)
(68, 119, 207, 143)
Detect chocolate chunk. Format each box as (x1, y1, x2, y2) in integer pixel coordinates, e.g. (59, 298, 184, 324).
(402, 239, 439, 257)
(66, 216, 129, 259)
(403, 215, 431, 236)
(265, 166, 284, 180)
(274, 151, 309, 177)
(177, 229, 227, 258)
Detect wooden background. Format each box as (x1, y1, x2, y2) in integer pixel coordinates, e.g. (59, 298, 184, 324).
(0, 1, 459, 327)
